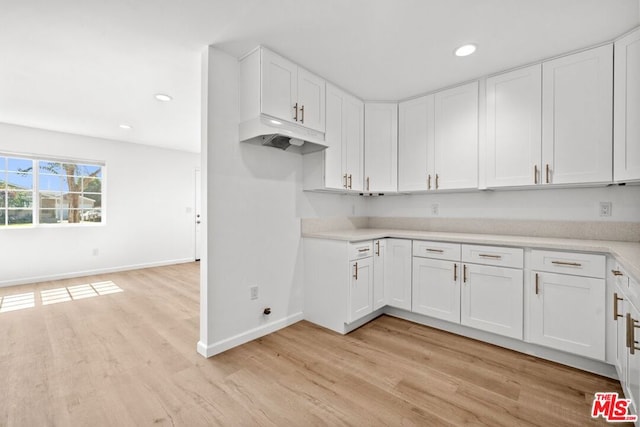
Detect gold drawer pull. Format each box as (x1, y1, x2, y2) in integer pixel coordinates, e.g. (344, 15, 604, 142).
(353, 262, 358, 280)
(427, 174, 431, 190)
(375, 240, 380, 256)
(358, 248, 370, 252)
(551, 261, 582, 267)
(479, 254, 502, 259)
(614, 293, 623, 320)
(426, 249, 444, 253)
(534, 165, 538, 184)
(628, 314, 640, 354)
(293, 103, 299, 121)
(454, 263, 458, 281)
(535, 273, 539, 295)
(612, 270, 624, 277)
(463, 264, 468, 283)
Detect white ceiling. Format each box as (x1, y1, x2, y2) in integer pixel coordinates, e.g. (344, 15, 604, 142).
(1, 0, 638, 153)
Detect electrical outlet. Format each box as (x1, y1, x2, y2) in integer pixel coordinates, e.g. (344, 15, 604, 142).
(599, 202, 612, 217)
(431, 204, 439, 216)
(250, 286, 259, 300)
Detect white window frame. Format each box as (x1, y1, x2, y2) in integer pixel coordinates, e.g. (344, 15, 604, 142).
(0, 151, 106, 228)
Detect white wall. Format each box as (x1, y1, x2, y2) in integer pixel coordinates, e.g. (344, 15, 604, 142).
(198, 47, 361, 356)
(0, 123, 200, 287)
(367, 185, 640, 222)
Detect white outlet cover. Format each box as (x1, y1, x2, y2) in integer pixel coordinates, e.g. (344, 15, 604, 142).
(599, 201, 612, 217)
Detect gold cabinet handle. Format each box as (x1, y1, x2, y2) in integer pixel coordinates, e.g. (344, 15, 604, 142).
(545, 164, 550, 184)
(435, 173, 439, 189)
(375, 240, 380, 256)
(479, 254, 502, 259)
(366, 177, 370, 192)
(551, 261, 582, 267)
(427, 174, 431, 190)
(628, 313, 640, 354)
(353, 262, 358, 280)
(535, 272, 539, 295)
(358, 248, 370, 253)
(612, 270, 624, 277)
(293, 102, 299, 121)
(534, 165, 538, 184)
(463, 264, 467, 283)
(348, 174, 352, 189)
(343, 174, 348, 188)
(614, 293, 623, 320)
(300, 105, 305, 124)
(426, 248, 444, 253)
(627, 313, 632, 349)
(454, 263, 458, 282)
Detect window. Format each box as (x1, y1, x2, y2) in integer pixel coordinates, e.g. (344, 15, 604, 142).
(0, 154, 104, 227)
(0, 156, 34, 227)
(38, 161, 103, 224)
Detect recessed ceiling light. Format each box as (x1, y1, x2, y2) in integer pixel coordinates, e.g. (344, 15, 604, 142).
(119, 124, 132, 130)
(455, 44, 477, 57)
(154, 93, 173, 102)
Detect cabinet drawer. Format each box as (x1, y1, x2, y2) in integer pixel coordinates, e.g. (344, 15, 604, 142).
(413, 241, 460, 261)
(531, 250, 605, 278)
(462, 244, 523, 269)
(349, 241, 373, 260)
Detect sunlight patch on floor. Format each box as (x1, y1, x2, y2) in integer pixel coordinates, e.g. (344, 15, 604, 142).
(1, 281, 124, 312)
(0, 292, 36, 313)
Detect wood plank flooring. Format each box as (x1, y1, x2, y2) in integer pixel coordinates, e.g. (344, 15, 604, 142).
(0, 262, 629, 426)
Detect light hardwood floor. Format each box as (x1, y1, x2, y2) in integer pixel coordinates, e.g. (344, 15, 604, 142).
(0, 262, 628, 426)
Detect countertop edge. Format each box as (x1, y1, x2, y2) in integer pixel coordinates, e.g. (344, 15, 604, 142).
(302, 229, 640, 280)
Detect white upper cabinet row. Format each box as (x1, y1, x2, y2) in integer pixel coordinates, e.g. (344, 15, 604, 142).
(267, 27, 640, 191)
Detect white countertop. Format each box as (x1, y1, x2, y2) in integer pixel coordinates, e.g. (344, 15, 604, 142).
(303, 228, 640, 281)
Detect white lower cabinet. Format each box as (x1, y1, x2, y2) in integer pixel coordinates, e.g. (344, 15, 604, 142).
(349, 255, 373, 323)
(529, 270, 605, 360)
(412, 258, 460, 323)
(461, 263, 523, 339)
(385, 239, 412, 310)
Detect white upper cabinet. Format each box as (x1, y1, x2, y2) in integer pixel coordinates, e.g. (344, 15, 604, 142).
(615, 28, 640, 183)
(542, 44, 613, 185)
(303, 84, 363, 191)
(398, 95, 434, 191)
(434, 81, 479, 190)
(364, 103, 398, 192)
(261, 48, 325, 132)
(297, 68, 326, 132)
(486, 65, 542, 188)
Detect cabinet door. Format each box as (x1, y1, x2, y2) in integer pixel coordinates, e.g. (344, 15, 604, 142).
(324, 84, 346, 190)
(412, 258, 460, 323)
(261, 49, 298, 125)
(385, 239, 412, 311)
(343, 94, 364, 192)
(614, 29, 640, 182)
(348, 257, 373, 323)
(529, 271, 605, 360)
(373, 239, 386, 310)
(434, 81, 479, 190)
(486, 65, 542, 188)
(461, 264, 523, 339)
(297, 67, 326, 132)
(364, 103, 398, 192)
(398, 95, 434, 191)
(542, 44, 613, 185)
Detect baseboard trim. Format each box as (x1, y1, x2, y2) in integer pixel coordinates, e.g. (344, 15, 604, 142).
(197, 312, 304, 358)
(0, 258, 195, 288)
